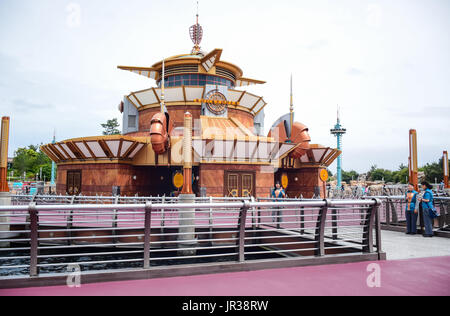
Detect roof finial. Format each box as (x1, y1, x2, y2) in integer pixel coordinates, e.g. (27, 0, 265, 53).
(289, 74, 294, 140)
(161, 58, 165, 113)
(189, 1, 203, 54)
(196, 0, 199, 24)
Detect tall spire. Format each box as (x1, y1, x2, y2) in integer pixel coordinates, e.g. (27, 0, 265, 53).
(196, 0, 199, 24)
(289, 74, 294, 140)
(161, 59, 165, 113)
(189, 1, 203, 54)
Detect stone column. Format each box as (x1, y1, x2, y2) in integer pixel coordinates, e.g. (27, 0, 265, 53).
(178, 112, 197, 256)
(0, 117, 11, 247)
(0, 192, 11, 248)
(177, 193, 197, 256)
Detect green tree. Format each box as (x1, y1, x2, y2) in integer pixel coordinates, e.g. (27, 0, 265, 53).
(423, 158, 448, 183)
(12, 145, 53, 181)
(101, 118, 121, 135)
(342, 170, 359, 183)
(367, 165, 394, 182)
(392, 166, 409, 184)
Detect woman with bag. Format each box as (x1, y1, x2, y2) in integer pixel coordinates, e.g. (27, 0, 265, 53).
(420, 181, 437, 237)
(405, 184, 418, 234)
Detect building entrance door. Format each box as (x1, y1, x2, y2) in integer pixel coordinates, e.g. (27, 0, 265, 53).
(225, 171, 255, 197)
(67, 170, 82, 195)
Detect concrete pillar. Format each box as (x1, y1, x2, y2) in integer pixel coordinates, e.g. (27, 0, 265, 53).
(177, 194, 197, 256)
(0, 192, 11, 248)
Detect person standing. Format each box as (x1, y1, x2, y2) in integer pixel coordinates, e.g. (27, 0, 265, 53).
(271, 182, 286, 225)
(405, 184, 418, 234)
(439, 180, 445, 192)
(420, 181, 435, 237)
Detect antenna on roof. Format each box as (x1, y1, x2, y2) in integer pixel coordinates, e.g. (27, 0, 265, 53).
(161, 59, 165, 113)
(189, 1, 203, 54)
(196, 0, 199, 24)
(289, 74, 294, 140)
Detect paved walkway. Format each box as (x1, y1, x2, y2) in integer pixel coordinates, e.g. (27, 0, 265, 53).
(1, 231, 449, 296)
(1, 256, 449, 296)
(381, 230, 450, 260)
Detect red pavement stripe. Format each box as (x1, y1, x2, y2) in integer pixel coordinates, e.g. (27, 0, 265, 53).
(0, 256, 449, 296)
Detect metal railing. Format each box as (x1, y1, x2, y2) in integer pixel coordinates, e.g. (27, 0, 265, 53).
(11, 194, 252, 206)
(0, 199, 382, 278)
(362, 196, 450, 232)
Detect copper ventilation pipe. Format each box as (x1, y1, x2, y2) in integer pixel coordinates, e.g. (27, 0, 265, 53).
(289, 122, 311, 159)
(0, 117, 10, 192)
(268, 120, 311, 159)
(150, 112, 170, 155)
(181, 112, 193, 195)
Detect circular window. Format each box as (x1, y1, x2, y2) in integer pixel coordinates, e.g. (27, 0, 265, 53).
(204, 90, 228, 115)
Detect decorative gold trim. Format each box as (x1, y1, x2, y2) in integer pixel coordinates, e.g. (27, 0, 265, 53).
(57, 160, 135, 166)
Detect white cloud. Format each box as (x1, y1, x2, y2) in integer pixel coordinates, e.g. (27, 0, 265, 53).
(0, 0, 449, 173)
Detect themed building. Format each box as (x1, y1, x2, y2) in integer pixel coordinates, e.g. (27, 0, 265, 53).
(41, 17, 340, 198)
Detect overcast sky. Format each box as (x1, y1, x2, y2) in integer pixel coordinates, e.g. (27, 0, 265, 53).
(0, 0, 449, 173)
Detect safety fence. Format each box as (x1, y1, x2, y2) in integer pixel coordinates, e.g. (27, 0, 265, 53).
(0, 199, 382, 279)
(363, 196, 450, 233)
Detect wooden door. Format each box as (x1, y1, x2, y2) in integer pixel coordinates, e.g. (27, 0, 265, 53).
(67, 170, 82, 195)
(225, 171, 255, 197)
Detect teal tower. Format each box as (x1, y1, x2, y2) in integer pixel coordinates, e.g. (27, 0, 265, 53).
(330, 107, 346, 189)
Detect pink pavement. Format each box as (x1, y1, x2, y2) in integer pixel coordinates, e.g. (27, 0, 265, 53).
(1, 256, 449, 296)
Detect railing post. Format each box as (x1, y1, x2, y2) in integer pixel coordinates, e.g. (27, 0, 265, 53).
(363, 199, 378, 253)
(445, 200, 450, 226)
(250, 196, 256, 230)
(161, 196, 166, 236)
(238, 200, 250, 263)
(385, 199, 391, 226)
(66, 196, 75, 246)
(438, 199, 445, 229)
(331, 207, 338, 240)
(29, 202, 39, 277)
(389, 198, 398, 224)
(143, 202, 152, 269)
(209, 196, 213, 243)
(112, 196, 119, 244)
(374, 199, 383, 257)
(300, 206, 305, 235)
(314, 200, 329, 257)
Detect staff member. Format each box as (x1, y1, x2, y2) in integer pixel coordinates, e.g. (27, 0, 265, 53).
(405, 183, 418, 235)
(420, 181, 434, 237)
(271, 181, 286, 224)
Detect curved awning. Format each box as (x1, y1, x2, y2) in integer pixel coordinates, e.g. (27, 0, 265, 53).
(127, 86, 267, 117)
(297, 145, 342, 167)
(41, 136, 148, 164)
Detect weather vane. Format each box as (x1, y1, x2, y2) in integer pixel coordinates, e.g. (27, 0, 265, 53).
(189, 1, 203, 53)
